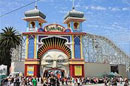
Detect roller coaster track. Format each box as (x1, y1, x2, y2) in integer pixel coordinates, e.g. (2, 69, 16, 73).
(83, 33, 130, 71)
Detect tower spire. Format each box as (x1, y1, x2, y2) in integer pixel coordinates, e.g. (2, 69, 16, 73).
(35, 0, 38, 9)
(72, 0, 75, 9)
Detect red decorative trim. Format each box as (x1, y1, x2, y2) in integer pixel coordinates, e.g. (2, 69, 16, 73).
(69, 64, 84, 78)
(25, 59, 40, 61)
(82, 65, 85, 77)
(24, 64, 40, 77)
(34, 65, 37, 77)
(22, 32, 86, 35)
(69, 65, 74, 77)
(38, 37, 71, 58)
(39, 47, 70, 58)
(24, 64, 27, 76)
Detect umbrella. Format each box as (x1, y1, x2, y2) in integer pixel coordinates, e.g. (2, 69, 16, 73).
(107, 72, 119, 78)
(114, 72, 121, 76)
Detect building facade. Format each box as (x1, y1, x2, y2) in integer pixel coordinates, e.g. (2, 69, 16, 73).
(22, 6, 128, 78)
(23, 7, 87, 78)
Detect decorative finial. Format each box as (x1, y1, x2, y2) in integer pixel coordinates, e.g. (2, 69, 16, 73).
(35, 0, 38, 9)
(72, 0, 75, 9)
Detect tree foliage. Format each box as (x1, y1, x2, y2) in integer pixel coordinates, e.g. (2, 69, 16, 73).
(0, 27, 22, 75)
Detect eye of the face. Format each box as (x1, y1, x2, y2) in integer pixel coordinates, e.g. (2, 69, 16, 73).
(46, 60, 53, 63)
(57, 59, 65, 63)
(44, 55, 52, 62)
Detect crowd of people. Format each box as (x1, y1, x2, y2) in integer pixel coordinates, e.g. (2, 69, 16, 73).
(0, 74, 129, 86)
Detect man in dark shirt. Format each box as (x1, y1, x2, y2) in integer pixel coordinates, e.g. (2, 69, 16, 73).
(50, 76, 56, 86)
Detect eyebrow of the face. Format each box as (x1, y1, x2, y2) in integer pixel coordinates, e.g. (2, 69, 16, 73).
(58, 55, 64, 58)
(46, 55, 52, 58)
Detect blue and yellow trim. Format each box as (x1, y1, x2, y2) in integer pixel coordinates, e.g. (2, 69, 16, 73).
(80, 35, 83, 59)
(72, 35, 75, 59)
(36, 36, 38, 58)
(25, 35, 29, 59)
(34, 35, 37, 59)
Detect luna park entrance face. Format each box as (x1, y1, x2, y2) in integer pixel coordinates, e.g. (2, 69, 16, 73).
(40, 49, 69, 77)
(43, 68, 64, 78)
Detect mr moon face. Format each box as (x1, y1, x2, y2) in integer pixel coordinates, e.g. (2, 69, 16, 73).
(41, 49, 69, 68)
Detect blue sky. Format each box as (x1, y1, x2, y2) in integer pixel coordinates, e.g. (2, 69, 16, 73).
(0, 0, 130, 56)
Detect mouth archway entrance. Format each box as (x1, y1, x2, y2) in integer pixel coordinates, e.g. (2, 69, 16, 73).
(43, 68, 65, 78)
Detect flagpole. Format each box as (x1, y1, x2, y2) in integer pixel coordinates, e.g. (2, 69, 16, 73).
(72, 0, 75, 9)
(35, 0, 38, 9)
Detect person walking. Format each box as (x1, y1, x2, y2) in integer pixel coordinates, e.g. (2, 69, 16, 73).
(56, 77, 60, 86)
(112, 78, 117, 86)
(61, 77, 64, 85)
(104, 79, 108, 86)
(32, 77, 37, 86)
(72, 78, 75, 86)
(124, 79, 129, 86)
(50, 76, 56, 86)
(16, 78, 20, 86)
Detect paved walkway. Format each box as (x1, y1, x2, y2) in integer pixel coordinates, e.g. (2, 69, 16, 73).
(82, 83, 125, 86)
(37, 82, 125, 86)
(3, 82, 126, 86)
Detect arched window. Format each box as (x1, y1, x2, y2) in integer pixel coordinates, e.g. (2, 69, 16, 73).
(74, 22, 79, 29)
(39, 23, 42, 28)
(28, 36, 34, 58)
(74, 36, 81, 59)
(29, 22, 35, 31)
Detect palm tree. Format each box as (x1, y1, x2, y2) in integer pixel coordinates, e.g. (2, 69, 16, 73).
(0, 27, 22, 75)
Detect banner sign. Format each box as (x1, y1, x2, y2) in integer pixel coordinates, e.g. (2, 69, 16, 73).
(44, 24, 65, 32)
(74, 66, 82, 76)
(27, 66, 34, 76)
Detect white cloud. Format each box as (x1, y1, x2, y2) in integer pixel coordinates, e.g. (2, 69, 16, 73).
(111, 8, 120, 11)
(75, 4, 81, 8)
(59, 10, 68, 14)
(122, 7, 130, 11)
(75, 1, 81, 8)
(87, 24, 99, 28)
(85, 6, 108, 11)
(122, 0, 130, 6)
(85, 5, 130, 12)
(90, 6, 106, 11)
(40, 0, 47, 1)
(0, 1, 24, 13)
(85, 6, 89, 10)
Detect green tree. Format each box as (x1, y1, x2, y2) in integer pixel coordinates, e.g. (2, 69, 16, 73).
(0, 27, 22, 75)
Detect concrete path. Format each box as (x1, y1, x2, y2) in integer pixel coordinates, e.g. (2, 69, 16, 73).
(37, 82, 125, 86)
(3, 82, 126, 86)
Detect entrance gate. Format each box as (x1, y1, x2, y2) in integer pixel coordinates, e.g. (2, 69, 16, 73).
(43, 68, 64, 78)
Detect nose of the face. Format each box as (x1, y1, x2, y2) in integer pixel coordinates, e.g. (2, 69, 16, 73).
(52, 61, 57, 68)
